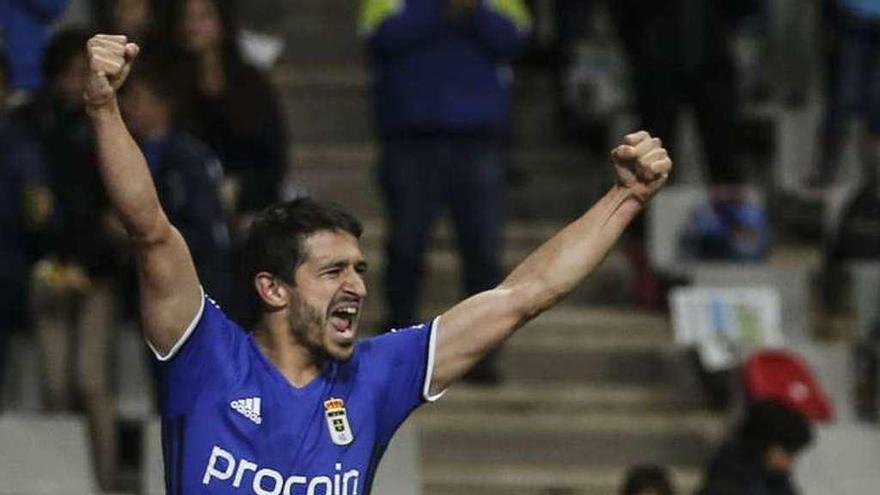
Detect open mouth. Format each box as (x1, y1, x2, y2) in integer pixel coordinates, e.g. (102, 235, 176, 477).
(329, 305, 359, 343)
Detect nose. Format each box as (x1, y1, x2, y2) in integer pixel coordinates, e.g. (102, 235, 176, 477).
(344, 269, 367, 299)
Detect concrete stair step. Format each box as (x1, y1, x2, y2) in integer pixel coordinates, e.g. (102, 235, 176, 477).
(292, 142, 610, 224)
(513, 306, 671, 342)
(361, 304, 671, 345)
(413, 409, 722, 468)
(275, 66, 559, 102)
(243, 1, 363, 65)
(434, 383, 699, 414)
(362, 304, 669, 339)
(355, 217, 570, 251)
(501, 309, 676, 387)
(355, 246, 634, 313)
(498, 340, 677, 386)
(275, 66, 574, 145)
(358, 307, 682, 386)
(423, 463, 700, 495)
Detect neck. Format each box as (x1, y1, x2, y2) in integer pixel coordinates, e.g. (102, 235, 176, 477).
(198, 49, 225, 96)
(141, 120, 170, 141)
(252, 317, 323, 388)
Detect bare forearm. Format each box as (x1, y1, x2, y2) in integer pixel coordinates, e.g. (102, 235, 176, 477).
(433, 185, 643, 391)
(502, 185, 642, 316)
(432, 132, 670, 392)
(88, 101, 167, 242)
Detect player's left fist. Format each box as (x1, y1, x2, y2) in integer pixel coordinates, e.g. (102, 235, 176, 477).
(611, 130, 672, 204)
(84, 34, 140, 111)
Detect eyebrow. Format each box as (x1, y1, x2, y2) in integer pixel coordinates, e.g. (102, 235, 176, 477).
(318, 259, 368, 271)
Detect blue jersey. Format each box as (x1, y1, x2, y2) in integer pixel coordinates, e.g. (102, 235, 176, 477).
(151, 292, 443, 494)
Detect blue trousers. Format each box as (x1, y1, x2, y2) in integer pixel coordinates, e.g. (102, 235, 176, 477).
(0, 272, 27, 406)
(379, 135, 505, 327)
(819, 11, 880, 179)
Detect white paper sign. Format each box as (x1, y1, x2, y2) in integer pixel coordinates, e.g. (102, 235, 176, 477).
(670, 287, 784, 370)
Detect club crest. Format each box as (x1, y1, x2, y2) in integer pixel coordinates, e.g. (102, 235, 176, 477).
(324, 398, 354, 446)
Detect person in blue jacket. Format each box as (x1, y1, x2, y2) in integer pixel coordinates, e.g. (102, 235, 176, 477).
(361, 0, 531, 382)
(0, 0, 69, 97)
(0, 49, 52, 405)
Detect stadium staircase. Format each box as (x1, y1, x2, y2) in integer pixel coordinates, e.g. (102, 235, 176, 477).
(256, 1, 723, 493)
(2, 2, 855, 493)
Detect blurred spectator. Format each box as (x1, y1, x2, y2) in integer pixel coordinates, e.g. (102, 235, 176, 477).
(620, 463, 676, 495)
(764, 0, 821, 107)
(0, 49, 53, 406)
(552, 0, 597, 139)
(0, 0, 69, 101)
(165, 0, 289, 233)
(360, 0, 531, 383)
(93, 0, 163, 44)
(13, 27, 120, 490)
(608, 0, 760, 307)
(681, 192, 770, 261)
(608, 0, 757, 187)
(807, 0, 880, 186)
(697, 400, 814, 495)
(119, 53, 233, 306)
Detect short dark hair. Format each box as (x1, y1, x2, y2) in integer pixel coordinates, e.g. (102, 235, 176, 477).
(43, 27, 93, 80)
(167, 0, 242, 61)
(241, 198, 363, 324)
(621, 464, 675, 495)
(739, 400, 813, 454)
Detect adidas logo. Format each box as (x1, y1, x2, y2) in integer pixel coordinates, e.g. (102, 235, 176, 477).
(230, 397, 262, 424)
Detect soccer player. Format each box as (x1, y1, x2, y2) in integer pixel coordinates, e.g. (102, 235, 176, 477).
(84, 34, 672, 495)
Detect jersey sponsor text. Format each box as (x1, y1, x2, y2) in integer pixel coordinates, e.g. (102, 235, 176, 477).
(203, 445, 360, 495)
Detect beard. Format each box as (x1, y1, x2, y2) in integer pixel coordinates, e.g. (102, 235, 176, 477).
(287, 293, 355, 363)
(287, 295, 332, 362)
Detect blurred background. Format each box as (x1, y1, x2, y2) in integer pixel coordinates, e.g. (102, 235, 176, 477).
(1, 0, 880, 493)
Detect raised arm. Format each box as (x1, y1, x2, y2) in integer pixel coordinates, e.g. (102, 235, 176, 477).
(431, 131, 671, 394)
(84, 34, 202, 356)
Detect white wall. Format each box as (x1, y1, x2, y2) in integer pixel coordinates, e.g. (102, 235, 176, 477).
(793, 343, 880, 494)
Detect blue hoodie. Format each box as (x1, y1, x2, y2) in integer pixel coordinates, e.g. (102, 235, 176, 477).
(361, 0, 531, 137)
(842, 0, 880, 19)
(0, 0, 68, 90)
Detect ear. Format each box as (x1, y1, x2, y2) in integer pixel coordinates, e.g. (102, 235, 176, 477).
(253, 272, 289, 309)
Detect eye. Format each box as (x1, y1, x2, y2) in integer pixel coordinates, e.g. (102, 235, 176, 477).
(322, 268, 342, 278)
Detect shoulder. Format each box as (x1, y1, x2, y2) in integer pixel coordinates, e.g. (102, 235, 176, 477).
(358, 321, 435, 366)
(154, 292, 247, 362)
(165, 133, 223, 175)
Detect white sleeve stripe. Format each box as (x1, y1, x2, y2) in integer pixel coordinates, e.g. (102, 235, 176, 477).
(422, 316, 447, 402)
(147, 287, 207, 362)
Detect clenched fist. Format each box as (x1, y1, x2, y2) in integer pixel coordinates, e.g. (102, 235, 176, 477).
(611, 131, 672, 204)
(84, 34, 140, 110)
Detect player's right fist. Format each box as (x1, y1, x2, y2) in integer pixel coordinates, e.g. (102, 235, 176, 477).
(84, 34, 139, 110)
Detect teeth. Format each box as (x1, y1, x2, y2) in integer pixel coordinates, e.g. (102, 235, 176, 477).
(339, 307, 358, 315)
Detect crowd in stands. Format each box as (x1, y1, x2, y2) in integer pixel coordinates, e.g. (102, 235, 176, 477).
(0, 0, 285, 489)
(0, 0, 875, 492)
